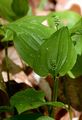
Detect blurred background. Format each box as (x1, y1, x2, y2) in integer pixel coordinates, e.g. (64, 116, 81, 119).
(29, 0, 82, 15)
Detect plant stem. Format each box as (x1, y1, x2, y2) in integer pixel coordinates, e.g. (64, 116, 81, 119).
(5, 43, 10, 81)
(51, 76, 59, 118)
(68, 105, 72, 120)
(53, 76, 59, 101)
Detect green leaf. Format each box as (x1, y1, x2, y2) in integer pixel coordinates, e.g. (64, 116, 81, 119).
(37, 116, 54, 120)
(2, 29, 13, 42)
(3, 15, 48, 41)
(7, 21, 76, 76)
(69, 18, 82, 55)
(0, 26, 5, 36)
(6, 17, 76, 76)
(0, 0, 16, 21)
(45, 101, 65, 108)
(11, 0, 29, 17)
(10, 15, 47, 24)
(72, 34, 82, 55)
(10, 88, 45, 114)
(10, 88, 65, 114)
(6, 17, 54, 75)
(0, 0, 29, 21)
(39, 27, 77, 76)
(71, 55, 82, 77)
(70, 18, 82, 34)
